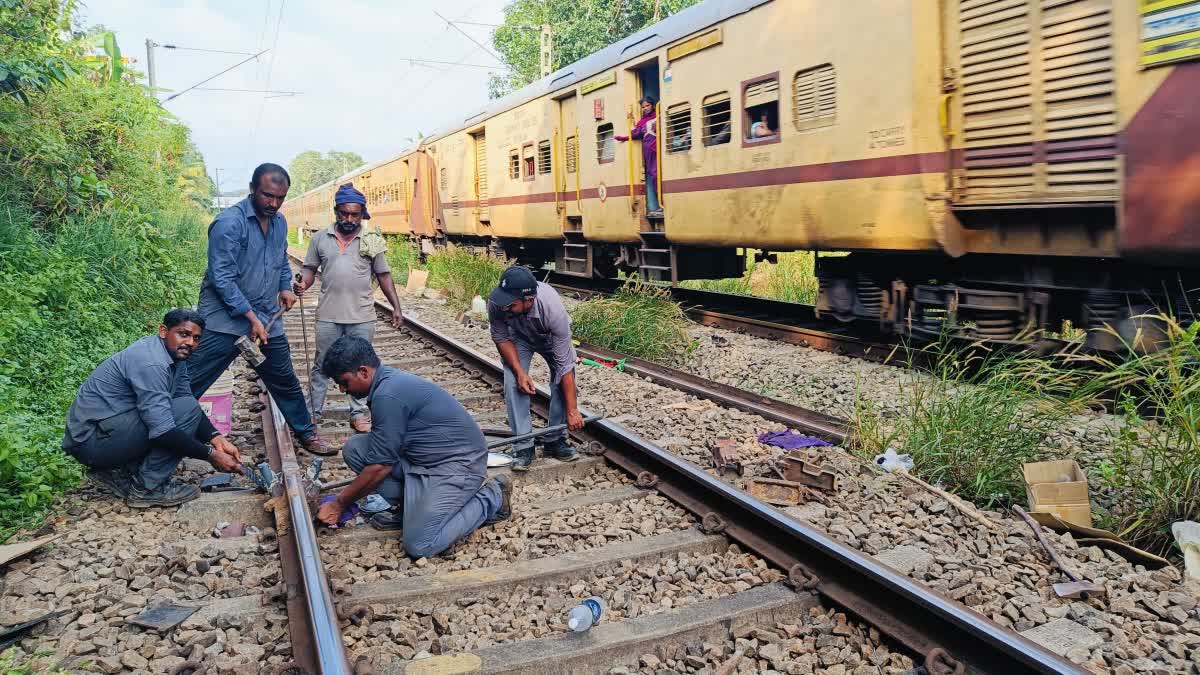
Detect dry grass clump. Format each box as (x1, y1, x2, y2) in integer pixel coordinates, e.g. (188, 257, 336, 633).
(570, 281, 695, 363)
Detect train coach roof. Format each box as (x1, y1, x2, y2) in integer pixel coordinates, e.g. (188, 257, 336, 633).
(422, 0, 769, 143)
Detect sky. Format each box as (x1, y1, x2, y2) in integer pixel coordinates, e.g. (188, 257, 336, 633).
(80, 0, 511, 194)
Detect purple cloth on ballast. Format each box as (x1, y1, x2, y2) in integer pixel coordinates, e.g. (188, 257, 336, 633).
(319, 495, 361, 527)
(757, 430, 832, 449)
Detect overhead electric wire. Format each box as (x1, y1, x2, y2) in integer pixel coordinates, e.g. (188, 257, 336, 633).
(163, 50, 269, 102)
(160, 44, 259, 56)
(246, 0, 287, 164)
(434, 10, 504, 62)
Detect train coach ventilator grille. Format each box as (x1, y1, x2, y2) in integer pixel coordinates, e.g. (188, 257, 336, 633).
(957, 0, 1117, 204)
(792, 64, 836, 132)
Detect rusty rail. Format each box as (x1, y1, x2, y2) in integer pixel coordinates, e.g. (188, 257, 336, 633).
(258, 382, 350, 674)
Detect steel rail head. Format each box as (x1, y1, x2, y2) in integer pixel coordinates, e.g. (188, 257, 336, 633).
(390, 310, 1084, 675)
(261, 392, 351, 675)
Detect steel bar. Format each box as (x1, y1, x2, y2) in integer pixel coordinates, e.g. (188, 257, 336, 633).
(392, 310, 1083, 675)
(485, 415, 602, 450)
(260, 388, 350, 674)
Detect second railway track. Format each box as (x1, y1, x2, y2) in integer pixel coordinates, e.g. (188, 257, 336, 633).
(244, 256, 1080, 675)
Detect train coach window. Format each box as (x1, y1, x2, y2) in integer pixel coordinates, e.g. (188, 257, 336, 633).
(440, 169, 448, 192)
(666, 104, 692, 153)
(522, 143, 535, 181)
(742, 73, 780, 144)
(538, 140, 552, 175)
(793, 64, 836, 132)
(702, 92, 732, 146)
(508, 149, 520, 179)
(596, 123, 615, 163)
(565, 136, 578, 173)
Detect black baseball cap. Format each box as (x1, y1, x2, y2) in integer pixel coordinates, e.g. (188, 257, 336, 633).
(489, 266, 538, 307)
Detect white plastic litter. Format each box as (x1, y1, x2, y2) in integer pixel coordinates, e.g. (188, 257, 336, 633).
(1172, 521, 1200, 584)
(469, 294, 488, 319)
(566, 596, 605, 632)
(358, 493, 391, 514)
(874, 447, 914, 473)
(487, 452, 514, 468)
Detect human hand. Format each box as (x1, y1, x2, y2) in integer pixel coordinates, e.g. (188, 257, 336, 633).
(567, 408, 584, 431)
(316, 499, 343, 527)
(517, 372, 537, 396)
(279, 290, 298, 311)
(208, 446, 242, 473)
(390, 309, 405, 329)
(211, 435, 243, 464)
(249, 318, 270, 346)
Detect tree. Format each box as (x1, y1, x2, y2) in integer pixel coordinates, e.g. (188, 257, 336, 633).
(0, 0, 76, 102)
(488, 0, 700, 99)
(288, 150, 365, 194)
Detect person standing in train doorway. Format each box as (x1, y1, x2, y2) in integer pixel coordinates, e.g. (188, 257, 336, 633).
(616, 96, 662, 218)
(187, 163, 333, 455)
(294, 183, 405, 434)
(487, 266, 584, 471)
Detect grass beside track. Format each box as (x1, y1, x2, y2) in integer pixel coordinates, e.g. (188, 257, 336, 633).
(569, 282, 695, 364)
(683, 250, 820, 304)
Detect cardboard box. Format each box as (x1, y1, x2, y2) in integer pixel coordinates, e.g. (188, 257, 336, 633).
(198, 370, 235, 437)
(1023, 459, 1092, 527)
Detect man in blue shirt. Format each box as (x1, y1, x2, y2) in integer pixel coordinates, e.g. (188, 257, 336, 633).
(315, 337, 510, 558)
(62, 308, 244, 507)
(187, 164, 332, 455)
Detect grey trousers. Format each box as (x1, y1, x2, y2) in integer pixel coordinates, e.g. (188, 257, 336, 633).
(502, 341, 566, 452)
(343, 435, 502, 559)
(311, 320, 376, 419)
(66, 396, 203, 490)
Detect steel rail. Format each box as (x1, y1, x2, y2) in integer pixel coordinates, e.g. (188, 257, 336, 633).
(389, 309, 1083, 675)
(259, 386, 350, 674)
(573, 340, 847, 443)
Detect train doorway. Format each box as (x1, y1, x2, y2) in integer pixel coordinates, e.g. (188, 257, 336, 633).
(634, 62, 659, 104)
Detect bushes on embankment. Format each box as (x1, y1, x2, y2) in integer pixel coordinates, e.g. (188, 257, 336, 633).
(0, 1, 212, 540)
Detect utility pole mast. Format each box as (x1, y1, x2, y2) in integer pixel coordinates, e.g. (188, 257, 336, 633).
(145, 39, 157, 92)
(540, 24, 553, 78)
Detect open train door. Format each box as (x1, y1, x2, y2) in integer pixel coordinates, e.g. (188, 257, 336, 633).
(556, 91, 591, 276)
(406, 151, 442, 252)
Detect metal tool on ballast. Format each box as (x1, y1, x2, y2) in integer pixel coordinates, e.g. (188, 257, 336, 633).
(1014, 505, 1106, 600)
(233, 307, 286, 369)
(485, 415, 603, 467)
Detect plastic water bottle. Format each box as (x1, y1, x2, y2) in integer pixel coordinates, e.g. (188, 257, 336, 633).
(566, 597, 605, 632)
(874, 447, 914, 473)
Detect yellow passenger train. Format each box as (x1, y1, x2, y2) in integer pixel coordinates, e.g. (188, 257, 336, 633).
(282, 0, 1200, 349)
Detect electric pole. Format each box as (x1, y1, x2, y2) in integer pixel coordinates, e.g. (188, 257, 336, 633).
(145, 39, 157, 92)
(540, 24, 553, 78)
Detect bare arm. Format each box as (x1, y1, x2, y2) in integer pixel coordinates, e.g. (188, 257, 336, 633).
(377, 271, 405, 328)
(559, 369, 583, 430)
(496, 340, 536, 395)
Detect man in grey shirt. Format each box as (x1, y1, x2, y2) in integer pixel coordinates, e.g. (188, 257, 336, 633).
(315, 337, 510, 558)
(186, 163, 332, 455)
(62, 308, 244, 507)
(487, 266, 584, 471)
(295, 183, 404, 434)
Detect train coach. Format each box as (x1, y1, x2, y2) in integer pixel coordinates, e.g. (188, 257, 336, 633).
(282, 0, 1200, 350)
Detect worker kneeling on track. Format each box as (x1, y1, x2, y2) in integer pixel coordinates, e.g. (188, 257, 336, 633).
(488, 266, 585, 471)
(61, 308, 245, 508)
(315, 336, 511, 558)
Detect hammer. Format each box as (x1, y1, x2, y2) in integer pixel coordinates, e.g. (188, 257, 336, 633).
(1013, 505, 1106, 600)
(233, 307, 286, 369)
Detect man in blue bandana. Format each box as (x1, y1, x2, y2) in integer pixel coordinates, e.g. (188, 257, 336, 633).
(295, 183, 405, 434)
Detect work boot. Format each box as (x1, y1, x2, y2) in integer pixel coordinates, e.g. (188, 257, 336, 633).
(542, 438, 578, 462)
(370, 508, 404, 531)
(349, 416, 372, 434)
(485, 475, 513, 525)
(88, 467, 132, 497)
(300, 432, 337, 456)
(510, 446, 534, 472)
(126, 479, 200, 508)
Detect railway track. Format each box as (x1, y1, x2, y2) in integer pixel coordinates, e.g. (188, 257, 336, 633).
(229, 254, 1082, 675)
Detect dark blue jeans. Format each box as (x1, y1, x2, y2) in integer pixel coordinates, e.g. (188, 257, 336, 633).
(66, 396, 202, 490)
(187, 329, 315, 438)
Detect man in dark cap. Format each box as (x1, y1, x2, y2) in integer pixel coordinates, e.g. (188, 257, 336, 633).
(487, 266, 584, 471)
(295, 183, 405, 434)
(187, 163, 333, 454)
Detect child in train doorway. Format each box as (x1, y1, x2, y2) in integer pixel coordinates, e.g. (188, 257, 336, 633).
(616, 96, 662, 218)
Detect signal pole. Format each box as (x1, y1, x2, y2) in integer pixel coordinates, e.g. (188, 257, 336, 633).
(540, 25, 553, 78)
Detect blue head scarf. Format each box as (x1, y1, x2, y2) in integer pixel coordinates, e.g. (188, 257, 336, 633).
(334, 183, 370, 220)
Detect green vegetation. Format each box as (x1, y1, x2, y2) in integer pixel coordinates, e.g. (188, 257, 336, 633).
(850, 317, 1200, 557)
(425, 246, 509, 308)
(683, 251, 820, 304)
(489, 0, 701, 98)
(0, 648, 70, 674)
(385, 235, 422, 286)
(287, 150, 365, 195)
(0, 1, 212, 540)
(570, 282, 695, 363)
